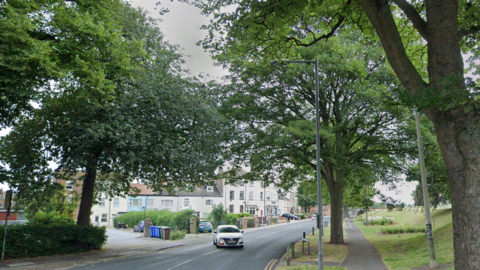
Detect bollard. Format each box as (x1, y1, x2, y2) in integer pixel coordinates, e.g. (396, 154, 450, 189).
(291, 242, 295, 258)
(302, 232, 306, 255)
(286, 245, 291, 266)
(308, 240, 311, 255)
(312, 227, 314, 236)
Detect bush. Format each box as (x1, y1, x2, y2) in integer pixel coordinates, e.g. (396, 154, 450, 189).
(28, 211, 75, 226)
(170, 229, 186, 240)
(2, 224, 106, 259)
(380, 225, 426, 234)
(366, 216, 395, 226)
(171, 209, 198, 232)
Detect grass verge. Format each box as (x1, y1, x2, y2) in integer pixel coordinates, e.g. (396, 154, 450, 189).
(277, 266, 346, 270)
(356, 208, 454, 270)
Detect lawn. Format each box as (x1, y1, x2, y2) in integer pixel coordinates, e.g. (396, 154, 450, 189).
(277, 266, 346, 270)
(356, 207, 454, 270)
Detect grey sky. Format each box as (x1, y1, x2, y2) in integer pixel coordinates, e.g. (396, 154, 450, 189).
(130, 0, 227, 78)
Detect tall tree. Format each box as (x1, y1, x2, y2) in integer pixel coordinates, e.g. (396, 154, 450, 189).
(0, 3, 226, 226)
(184, 1, 480, 267)
(217, 33, 408, 243)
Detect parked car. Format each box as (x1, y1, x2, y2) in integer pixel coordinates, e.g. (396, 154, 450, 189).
(312, 214, 317, 220)
(198, 221, 213, 233)
(133, 221, 145, 233)
(282, 213, 300, 220)
(213, 225, 244, 248)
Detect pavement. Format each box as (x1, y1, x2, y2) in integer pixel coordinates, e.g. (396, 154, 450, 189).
(276, 217, 389, 270)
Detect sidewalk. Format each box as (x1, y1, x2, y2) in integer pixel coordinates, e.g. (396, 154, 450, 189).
(341, 218, 388, 270)
(276, 218, 388, 270)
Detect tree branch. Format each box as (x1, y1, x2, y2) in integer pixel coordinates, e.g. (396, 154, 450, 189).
(391, 0, 429, 41)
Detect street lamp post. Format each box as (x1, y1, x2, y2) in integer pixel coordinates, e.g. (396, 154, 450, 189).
(271, 59, 322, 269)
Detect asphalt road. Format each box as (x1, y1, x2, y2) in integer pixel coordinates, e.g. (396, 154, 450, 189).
(70, 219, 317, 270)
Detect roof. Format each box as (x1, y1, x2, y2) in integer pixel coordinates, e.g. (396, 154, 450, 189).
(129, 183, 222, 198)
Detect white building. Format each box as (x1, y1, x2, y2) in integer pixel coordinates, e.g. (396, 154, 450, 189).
(90, 194, 128, 227)
(215, 168, 295, 217)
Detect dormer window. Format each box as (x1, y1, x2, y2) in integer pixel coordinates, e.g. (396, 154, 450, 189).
(207, 186, 214, 192)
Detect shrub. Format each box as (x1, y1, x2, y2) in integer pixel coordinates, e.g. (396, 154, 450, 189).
(171, 209, 197, 232)
(2, 224, 106, 259)
(170, 229, 186, 240)
(28, 211, 75, 226)
(380, 225, 426, 234)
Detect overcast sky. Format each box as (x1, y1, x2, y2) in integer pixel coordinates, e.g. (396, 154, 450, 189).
(130, 0, 227, 78)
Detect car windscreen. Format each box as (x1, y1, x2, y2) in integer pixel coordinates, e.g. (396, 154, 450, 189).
(219, 227, 240, 233)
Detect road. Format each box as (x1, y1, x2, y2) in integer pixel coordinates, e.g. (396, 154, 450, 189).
(70, 219, 317, 270)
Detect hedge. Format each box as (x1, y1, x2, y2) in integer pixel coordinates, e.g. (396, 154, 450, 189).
(1, 224, 106, 259)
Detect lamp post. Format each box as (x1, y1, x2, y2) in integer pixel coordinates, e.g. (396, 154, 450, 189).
(272, 59, 322, 269)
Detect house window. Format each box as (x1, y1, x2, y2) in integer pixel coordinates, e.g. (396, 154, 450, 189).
(67, 195, 73, 203)
(161, 200, 173, 207)
(229, 191, 234, 200)
(101, 214, 107, 223)
(129, 199, 143, 207)
(206, 186, 214, 192)
(206, 199, 213, 205)
(229, 205, 234, 213)
(260, 192, 263, 200)
(66, 181, 73, 190)
(249, 191, 253, 200)
(147, 198, 154, 207)
(239, 191, 244, 200)
(239, 181, 244, 186)
(113, 198, 120, 207)
(99, 197, 105, 207)
(184, 198, 190, 207)
(249, 182, 254, 187)
(240, 205, 244, 213)
(247, 206, 256, 215)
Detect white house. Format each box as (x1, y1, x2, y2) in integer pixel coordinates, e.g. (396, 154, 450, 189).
(128, 183, 223, 219)
(90, 194, 128, 227)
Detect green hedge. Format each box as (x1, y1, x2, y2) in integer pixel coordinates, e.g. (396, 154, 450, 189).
(1, 224, 106, 259)
(115, 209, 200, 233)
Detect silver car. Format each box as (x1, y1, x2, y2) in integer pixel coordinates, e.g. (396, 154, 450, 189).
(213, 225, 244, 248)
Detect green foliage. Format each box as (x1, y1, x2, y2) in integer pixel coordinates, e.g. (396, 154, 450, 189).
(1, 224, 106, 259)
(380, 226, 426, 234)
(28, 211, 75, 226)
(171, 209, 198, 233)
(170, 229, 186, 241)
(208, 203, 227, 224)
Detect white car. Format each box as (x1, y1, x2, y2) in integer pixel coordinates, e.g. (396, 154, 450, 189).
(213, 225, 244, 248)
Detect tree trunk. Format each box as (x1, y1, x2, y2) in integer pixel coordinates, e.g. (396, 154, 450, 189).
(76, 152, 100, 227)
(329, 182, 344, 244)
(430, 111, 480, 270)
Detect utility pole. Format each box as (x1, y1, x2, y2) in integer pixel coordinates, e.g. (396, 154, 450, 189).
(414, 110, 436, 269)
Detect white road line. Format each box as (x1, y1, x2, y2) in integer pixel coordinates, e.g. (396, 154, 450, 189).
(203, 250, 220, 256)
(165, 259, 192, 270)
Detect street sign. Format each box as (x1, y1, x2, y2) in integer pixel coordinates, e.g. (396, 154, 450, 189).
(302, 238, 310, 242)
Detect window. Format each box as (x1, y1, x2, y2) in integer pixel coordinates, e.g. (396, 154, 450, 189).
(206, 186, 214, 192)
(161, 200, 173, 207)
(240, 205, 244, 213)
(229, 205, 234, 213)
(247, 206, 256, 215)
(260, 192, 263, 200)
(239, 191, 244, 200)
(99, 197, 105, 207)
(113, 198, 120, 207)
(101, 214, 107, 223)
(184, 198, 190, 207)
(249, 191, 253, 200)
(147, 198, 154, 207)
(229, 191, 234, 200)
(66, 181, 73, 190)
(67, 195, 73, 203)
(249, 182, 254, 187)
(206, 199, 213, 205)
(129, 199, 143, 207)
(239, 181, 244, 186)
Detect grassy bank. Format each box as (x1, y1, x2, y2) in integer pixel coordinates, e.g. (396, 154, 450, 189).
(356, 207, 454, 270)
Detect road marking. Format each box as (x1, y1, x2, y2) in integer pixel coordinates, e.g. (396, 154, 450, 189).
(344, 220, 352, 228)
(165, 259, 192, 270)
(203, 250, 220, 255)
(265, 259, 278, 270)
